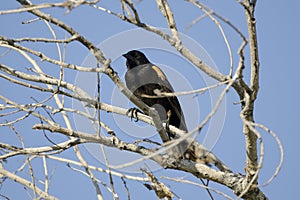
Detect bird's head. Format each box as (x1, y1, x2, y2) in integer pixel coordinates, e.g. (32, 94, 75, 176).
(123, 50, 150, 69)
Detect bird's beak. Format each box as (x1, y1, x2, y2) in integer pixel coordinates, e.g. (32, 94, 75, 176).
(122, 53, 128, 59)
(123, 53, 133, 60)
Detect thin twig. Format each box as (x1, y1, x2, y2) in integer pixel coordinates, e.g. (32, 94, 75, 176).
(42, 156, 49, 194)
(46, 155, 147, 181)
(0, 167, 58, 200)
(10, 125, 37, 198)
(96, 62, 101, 138)
(188, 1, 233, 77)
(74, 146, 104, 200)
(0, 2, 68, 15)
(250, 122, 284, 187)
(0, 37, 104, 73)
(67, 163, 117, 199)
(162, 176, 233, 200)
(100, 145, 118, 199)
(121, 177, 131, 200)
(0, 138, 84, 160)
(141, 80, 230, 98)
(11, 35, 78, 43)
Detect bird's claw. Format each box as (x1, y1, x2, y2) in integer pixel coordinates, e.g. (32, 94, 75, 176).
(165, 119, 170, 132)
(165, 110, 172, 138)
(126, 108, 143, 122)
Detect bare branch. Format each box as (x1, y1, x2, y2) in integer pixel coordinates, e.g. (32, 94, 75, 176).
(239, 0, 260, 189)
(162, 176, 233, 200)
(0, 2, 69, 15)
(243, 0, 260, 99)
(42, 156, 50, 194)
(141, 80, 230, 98)
(67, 162, 118, 199)
(11, 35, 79, 44)
(0, 37, 105, 73)
(47, 155, 148, 182)
(155, 0, 180, 41)
(142, 168, 174, 199)
(32, 123, 163, 162)
(74, 146, 104, 200)
(0, 138, 84, 160)
(188, 1, 233, 77)
(0, 167, 58, 200)
(240, 116, 264, 199)
(248, 122, 284, 187)
(121, 177, 131, 200)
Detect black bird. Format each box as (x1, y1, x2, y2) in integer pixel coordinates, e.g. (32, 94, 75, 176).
(123, 51, 225, 169)
(123, 50, 188, 140)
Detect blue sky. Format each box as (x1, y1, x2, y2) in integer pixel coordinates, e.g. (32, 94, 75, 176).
(0, 1, 299, 199)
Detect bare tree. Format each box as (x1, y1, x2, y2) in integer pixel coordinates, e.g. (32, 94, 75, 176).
(0, 1, 283, 199)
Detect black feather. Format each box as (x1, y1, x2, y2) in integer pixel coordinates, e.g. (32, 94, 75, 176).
(123, 50, 187, 139)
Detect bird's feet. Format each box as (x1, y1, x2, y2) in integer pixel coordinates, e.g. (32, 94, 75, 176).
(126, 107, 143, 122)
(165, 110, 172, 138)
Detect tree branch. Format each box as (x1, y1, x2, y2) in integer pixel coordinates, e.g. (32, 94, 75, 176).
(0, 167, 58, 200)
(0, 138, 84, 160)
(239, 0, 260, 188)
(32, 123, 267, 199)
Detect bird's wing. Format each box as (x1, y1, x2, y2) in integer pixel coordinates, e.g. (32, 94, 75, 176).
(125, 64, 172, 91)
(148, 65, 187, 131)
